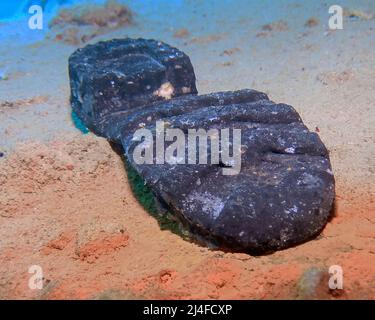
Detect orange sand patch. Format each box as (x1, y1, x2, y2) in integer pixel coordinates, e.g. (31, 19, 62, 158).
(0, 135, 374, 299)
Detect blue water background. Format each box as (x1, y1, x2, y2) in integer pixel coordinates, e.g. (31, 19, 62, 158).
(0, 0, 374, 45)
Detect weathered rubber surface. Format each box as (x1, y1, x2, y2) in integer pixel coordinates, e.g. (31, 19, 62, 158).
(69, 38, 335, 254)
(121, 90, 335, 253)
(101, 89, 268, 143)
(69, 38, 197, 133)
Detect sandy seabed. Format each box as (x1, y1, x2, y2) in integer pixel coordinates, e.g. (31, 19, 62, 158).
(0, 0, 374, 299)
